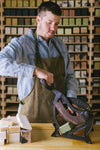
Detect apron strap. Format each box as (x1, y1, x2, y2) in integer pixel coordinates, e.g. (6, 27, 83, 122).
(34, 33, 63, 66)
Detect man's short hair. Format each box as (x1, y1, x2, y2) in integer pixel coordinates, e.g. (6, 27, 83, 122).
(37, 1, 62, 16)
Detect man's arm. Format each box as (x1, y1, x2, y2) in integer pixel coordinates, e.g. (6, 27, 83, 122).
(0, 38, 35, 78)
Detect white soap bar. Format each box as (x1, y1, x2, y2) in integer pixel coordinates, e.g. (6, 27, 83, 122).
(0, 131, 6, 140)
(9, 125, 20, 133)
(0, 139, 5, 145)
(16, 114, 32, 130)
(8, 132, 20, 143)
(0, 120, 14, 126)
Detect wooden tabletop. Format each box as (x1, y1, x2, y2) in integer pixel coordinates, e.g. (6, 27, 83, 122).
(1, 123, 100, 150)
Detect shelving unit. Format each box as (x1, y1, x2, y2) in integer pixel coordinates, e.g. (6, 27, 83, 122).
(0, 0, 100, 121)
(90, 0, 100, 121)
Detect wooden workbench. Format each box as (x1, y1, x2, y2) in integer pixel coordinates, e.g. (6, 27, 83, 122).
(1, 123, 100, 150)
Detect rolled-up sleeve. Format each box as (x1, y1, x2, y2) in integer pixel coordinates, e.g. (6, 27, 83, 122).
(0, 37, 36, 78)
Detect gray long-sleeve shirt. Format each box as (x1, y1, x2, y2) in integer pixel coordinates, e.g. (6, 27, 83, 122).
(0, 29, 78, 104)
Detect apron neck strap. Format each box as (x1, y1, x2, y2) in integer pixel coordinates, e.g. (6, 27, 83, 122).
(34, 32, 62, 66)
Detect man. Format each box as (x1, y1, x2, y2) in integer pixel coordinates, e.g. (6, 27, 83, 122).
(0, 1, 78, 122)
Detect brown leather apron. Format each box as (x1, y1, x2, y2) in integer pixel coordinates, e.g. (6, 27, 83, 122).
(20, 34, 65, 123)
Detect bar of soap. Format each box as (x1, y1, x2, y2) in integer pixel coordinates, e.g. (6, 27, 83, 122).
(16, 114, 32, 130)
(8, 132, 20, 143)
(59, 122, 75, 134)
(20, 129, 31, 143)
(0, 120, 14, 127)
(9, 125, 20, 133)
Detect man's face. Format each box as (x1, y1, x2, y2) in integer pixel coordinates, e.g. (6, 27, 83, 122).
(36, 11, 60, 41)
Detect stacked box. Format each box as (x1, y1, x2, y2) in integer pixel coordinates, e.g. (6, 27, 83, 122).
(93, 87, 98, 94)
(76, 18, 81, 25)
(68, 45, 74, 51)
(79, 79, 86, 85)
(81, 62, 87, 69)
(63, 10, 69, 16)
(63, 36, 68, 43)
(94, 45, 100, 51)
(5, 27, 11, 34)
(12, 0, 17, 7)
(18, 28, 23, 35)
(65, 28, 72, 34)
(73, 27, 80, 34)
(82, 0, 88, 7)
(95, 9, 100, 16)
(17, 0, 23, 7)
(62, 1, 68, 7)
(57, 28, 64, 34)
(75, 36, 80, 42)
(81, 88, 86, 94)
(75, 71, 80, 77)
(82, 45, 88, 51)
(63, 18, 68, 25)
(94, 62, 100, 69)
(81, 71, 87, 77)
(69, 36, 74, 42)
(69, 0, 74, 7)
(5, 0, 11, 7)
(81, 36, 87, 42)
(75, 45, 80, 51)
(95, 27, 100, 34)
(81, 27, 88, 33)
(69, 10, 75, 16)
(30, 0, 35, 7)
(23, 0, 29, 7)
(25, 19, 30, 25)
(18, 18, 24, 25)
(24, 28, 29, 34)
(12, 18, 17, 25)
(6, 18, 11, 25)
(75, 0, 81, 7)
(75, 54, 80, 60)
(83, 18, 88, 25)
(7, 87, 13, 93)
(69, 18, 74, 25)
(11, 27, 17, 34)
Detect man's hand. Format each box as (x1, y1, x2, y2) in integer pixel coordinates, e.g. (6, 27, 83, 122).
(34, 67, 54, 86)
(68, 104, 79, 116)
